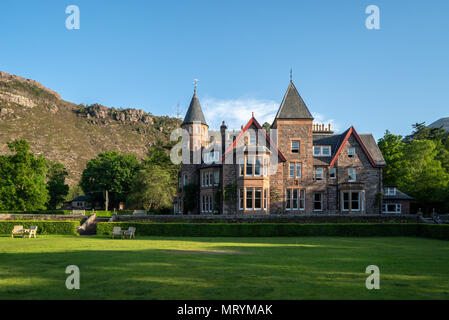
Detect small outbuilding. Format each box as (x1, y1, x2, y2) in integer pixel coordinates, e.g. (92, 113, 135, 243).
(382, 186, 413, 214)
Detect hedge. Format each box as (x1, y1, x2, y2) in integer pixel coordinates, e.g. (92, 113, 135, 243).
(0, 221, 80, 235)
(97, 222, 431, 238)
(0, 210, 72, 215)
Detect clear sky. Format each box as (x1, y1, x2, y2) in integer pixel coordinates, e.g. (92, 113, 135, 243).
(0, 0, 448, 139)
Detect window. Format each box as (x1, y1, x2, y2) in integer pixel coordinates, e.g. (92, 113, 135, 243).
(255, 157, 262, 176)
(264, 189, 267, 209)
(286, 189, 291, 210)
(329, 167, 336, 179)
(286, 189, 306, 211)
(196, 126, 200, 133)
(289, 163, 295, 178)
(314, 167, 323, 180)
(348, 168, 356, 182)
(291, 140, 300, 154)
(348, 147, 355, 157)
(205, 171, 209, 186)
(214, 170, 219, 186)
(296, 163, 302, 178)
(209, 172, 213, 186)
(238, 159, 244, 176)
(313, 146, 331, 157)
(246, 189, 253, 209)
(209, 195, 212, 212)
(183, 174, 188, 186)
(246, 157, 253, 176)
(313, 193, 323, 211)
(299, 189, 305, 210)
(201, 195, 204, 212)
(239, 189, 244, 210)
(351, 192, 360, 211)
(249, 133, 256, 145)
(204, 151, 219, 164)
(263, 158, 268, 176)
(292, 189, 298, 210)
(342, 192, 349, 211)
(384, 187, 397, 196)
(189, 127, 193, 134)
(383, 203, 402, 214)
(342, 192, 363, 212)
(255, 188, 262, 210)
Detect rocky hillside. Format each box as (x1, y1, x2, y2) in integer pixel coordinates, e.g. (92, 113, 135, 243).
(0, 71, 181, 185)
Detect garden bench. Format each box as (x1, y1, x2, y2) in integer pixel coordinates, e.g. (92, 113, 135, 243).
(112, 227, 123, 239)
(11, 225, 24, 238)
(123, 227, 136, 239)
(24, 226, 38, 238)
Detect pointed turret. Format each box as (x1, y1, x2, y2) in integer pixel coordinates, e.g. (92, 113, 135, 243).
(274, 81, 313, 120)
(182, 91, 208, 126)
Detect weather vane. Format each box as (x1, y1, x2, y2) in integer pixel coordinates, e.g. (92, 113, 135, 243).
(193, 78, 199, 93)
(290, 68, 293, 82)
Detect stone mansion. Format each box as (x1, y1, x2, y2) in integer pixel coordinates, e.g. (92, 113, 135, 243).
(174, 80, 394, 215)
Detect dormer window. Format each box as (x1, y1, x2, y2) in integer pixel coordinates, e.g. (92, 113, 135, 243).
(204, 151, 219, 164)
(348, 147, 355, 158)
(313, 146, 331, 157)
(385, 187, 397, 196)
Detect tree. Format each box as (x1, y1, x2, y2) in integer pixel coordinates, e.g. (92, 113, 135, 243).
(399, 140, 449, 210)
(377, 130, 406, 186)
(80, 151, 140, 209)
(46, 161, 69, 209)
(262, 122, 271, 134)
(0, 139, 49, 210)
(126, 164, 175, 212)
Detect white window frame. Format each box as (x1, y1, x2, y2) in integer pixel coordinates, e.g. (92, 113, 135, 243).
(313, 146, 332, 157)
(329, 167, 336, 179)
(214, 170, 219, 186)
(383, 203, 402, 214)
(385, 187, 397, 196)
(263, 158, 268, 176)
(348, 147, 355, 158)
(246, 188, 253, 210)
(286, 189, 291, 211)
(348, 168, 356, 182)
(291, 140, 300, 154)
(289, 163, 295, 178)
(263, 189, 267, 210)
(246, 157, 253, 176)
(254, 157, 262, 176)
(314, 167, 324, 180)
(351, 192, 361, 212)
(292, 189, 299, 210)
(238, 189, 244, 210)
(313, 193, 323, 212)
(295, 163, 302, 178)
(238, 158, 244, 177)
(254, 188, 262, 210)
(249, 133, 256, 145)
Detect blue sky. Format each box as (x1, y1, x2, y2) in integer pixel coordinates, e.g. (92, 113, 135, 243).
(0, 0, 448, 139)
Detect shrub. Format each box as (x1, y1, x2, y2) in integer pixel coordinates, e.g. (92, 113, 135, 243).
(0, 221, 80, 235)
(97, 223, 424, 238)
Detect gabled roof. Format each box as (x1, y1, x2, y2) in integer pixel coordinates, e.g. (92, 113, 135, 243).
(274, 81, 313, 121)
(429, 117, 449, 132)
(328, 126, 386, 168)
(222, 116, 286, 162)
(182, 92, 207, 126)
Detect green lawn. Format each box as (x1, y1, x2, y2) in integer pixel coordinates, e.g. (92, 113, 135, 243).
(0, 235, 448, 300)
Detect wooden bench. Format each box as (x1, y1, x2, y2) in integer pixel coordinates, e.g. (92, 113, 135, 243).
(11, 225, 24, 238)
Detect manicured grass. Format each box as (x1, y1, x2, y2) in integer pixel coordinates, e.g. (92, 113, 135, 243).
(0, 235, 448, 299)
